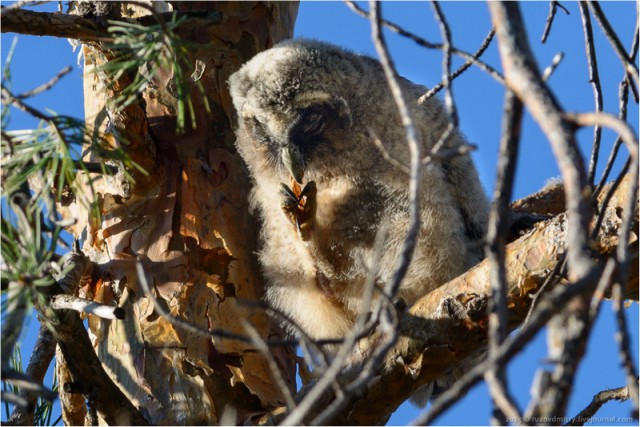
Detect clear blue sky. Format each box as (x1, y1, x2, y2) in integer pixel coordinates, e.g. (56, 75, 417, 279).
(2, 1, 638, 426)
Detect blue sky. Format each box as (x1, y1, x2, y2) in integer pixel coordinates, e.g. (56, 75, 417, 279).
(2, 1, 638, 426)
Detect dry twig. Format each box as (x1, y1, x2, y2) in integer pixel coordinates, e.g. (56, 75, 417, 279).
(541, 1, 570, 43)
(566, 385, 631, 425)
(484, 88, 524, 424)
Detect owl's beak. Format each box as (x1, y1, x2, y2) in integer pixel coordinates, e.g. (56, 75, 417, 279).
(281, 145, 305, 184)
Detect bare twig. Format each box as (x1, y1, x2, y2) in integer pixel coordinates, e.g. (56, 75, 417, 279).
(344, 0, 504, 84)
(430, 1, 458, 128)
(566, 385, 631, 426)
(242, 301, 333, 365)
(592, 101, 628, 200)
(593, 25, 637, 198)
(592, 160, 630, 242)
(525, 257, 617, 423)
(14, 66, 73, 100)
(369, 0, 423, 300)
(484, 88, 524, 423)
(2, 85, 54, 122)
(578, 2, 604, 188)
(563, 112, 638, 166)
(0, 391, 29, 409)
(524, 257, 567, 326)
(309, 297, 398, 426)
(420, 28, 497, 102)
(50, 294, 125, 320)
(541, 1, 570, 43)
(421, 143, 477, 166)
(279, 301, 380, 425)
(241, 320, 296, 411)
(587, 1, 639, 100)
(489, 1, 593, 282)
(369, 129, 411, 174)
(564, 110, 639, 415)
(611, 283, 640, 417)
(535, 295, 592, 419)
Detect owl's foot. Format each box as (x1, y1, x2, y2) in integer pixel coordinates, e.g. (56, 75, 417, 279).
(280, 180, 317, 241)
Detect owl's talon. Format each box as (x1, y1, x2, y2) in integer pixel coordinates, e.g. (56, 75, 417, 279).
(296, 181, 317, 240)
(278, 181, 317, 241)
(279, 183, 299, 204)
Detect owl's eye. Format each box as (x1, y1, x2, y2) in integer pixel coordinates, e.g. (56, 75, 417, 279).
(298, 109, 325, 136)
(248, 117, 276, 146)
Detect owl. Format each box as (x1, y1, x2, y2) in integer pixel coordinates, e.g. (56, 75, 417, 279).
(229, 39, 489, 354)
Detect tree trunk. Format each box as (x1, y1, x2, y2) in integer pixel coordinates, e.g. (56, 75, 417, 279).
(62, 2, 299, 424)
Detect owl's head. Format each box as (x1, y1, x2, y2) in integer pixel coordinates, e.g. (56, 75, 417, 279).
(228, 39, 376, 184)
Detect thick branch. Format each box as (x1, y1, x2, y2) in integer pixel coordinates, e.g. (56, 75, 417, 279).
(317, 174, 637, 425)
(33, 251, 149, 426)
(0, 7, 223, 41)
(7, 325, 56, 426)
(0, 8, 103, 40)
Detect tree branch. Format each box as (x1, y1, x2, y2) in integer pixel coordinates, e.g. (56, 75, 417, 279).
(587, 1, 639, 99)
(566, 385, 631, 426)
(33, 250, 149, 426)
(0, 8, 104, 41)
(489, 2, 593, 283)
(485, 87, 524, 424)
(369, 0, 423, 300)
(50, 294, 125, 320)
(578, 2, 604, 188)
(313, 174, 637, 425)
(7, 325, 56, 426)
(344, 0, 504, 85)
(541, 1, 570, 44)
(0, 6, 223, 41)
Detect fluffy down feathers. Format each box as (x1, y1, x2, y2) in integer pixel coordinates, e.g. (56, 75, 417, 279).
(229, 38, 489, 348)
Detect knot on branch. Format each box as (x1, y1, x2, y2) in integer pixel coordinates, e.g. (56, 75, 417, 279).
(436, 293, 489, 324)
(57, 245, 92, 294)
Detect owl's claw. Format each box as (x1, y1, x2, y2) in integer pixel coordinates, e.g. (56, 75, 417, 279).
(280, 183, 299, 210)
(280, 180, 317, 241)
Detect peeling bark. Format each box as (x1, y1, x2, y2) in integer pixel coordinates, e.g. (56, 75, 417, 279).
(57, 2, 300, 424)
